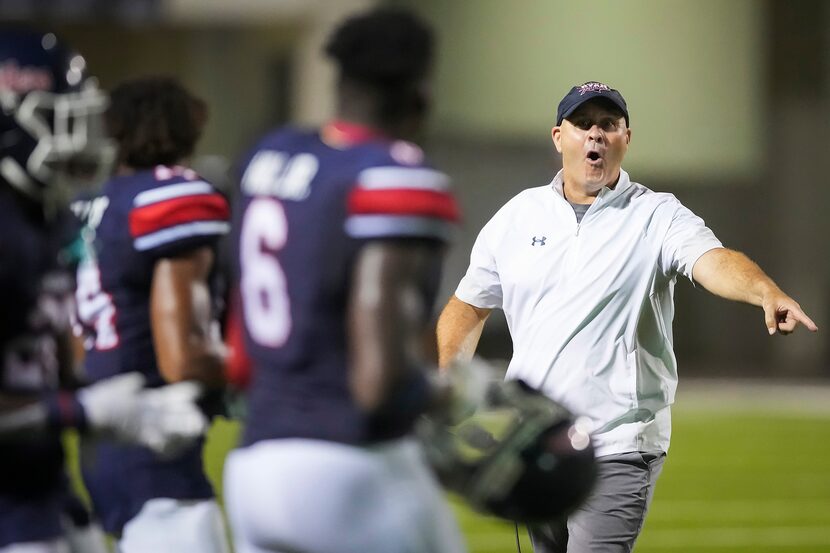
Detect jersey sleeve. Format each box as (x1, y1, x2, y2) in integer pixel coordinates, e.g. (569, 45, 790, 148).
(344, 164, 459, 242)
(128, 179, 231, 257)
(660, 201, 723, 282)
(454, 216, 504, 309)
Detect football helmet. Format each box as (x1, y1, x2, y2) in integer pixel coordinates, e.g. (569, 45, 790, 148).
(420, 373, 596, 523)
(0, 28, 114, 210)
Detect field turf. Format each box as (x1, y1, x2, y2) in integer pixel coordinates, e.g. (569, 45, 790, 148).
(67, 380, 830, 552)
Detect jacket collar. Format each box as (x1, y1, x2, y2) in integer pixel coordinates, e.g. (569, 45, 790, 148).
(550, 168, 632, 205)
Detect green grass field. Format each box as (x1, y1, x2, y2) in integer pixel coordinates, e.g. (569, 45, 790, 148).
(68, 381, 830, 552)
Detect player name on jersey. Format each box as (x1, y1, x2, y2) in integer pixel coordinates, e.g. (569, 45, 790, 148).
(241, 151, 318, 201)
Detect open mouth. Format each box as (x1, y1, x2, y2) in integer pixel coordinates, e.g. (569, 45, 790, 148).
(586, 151, 602, 163)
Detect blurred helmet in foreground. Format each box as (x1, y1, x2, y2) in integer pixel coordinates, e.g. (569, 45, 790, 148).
(0, 28, 114, 209)
(419, 377, 596, 523)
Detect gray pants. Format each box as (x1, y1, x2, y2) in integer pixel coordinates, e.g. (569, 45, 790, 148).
(528, 451, 665, 553)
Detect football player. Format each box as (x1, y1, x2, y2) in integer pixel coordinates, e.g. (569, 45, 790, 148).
(72, 77, 230, 552)
(223, 8, 468, 553)
(0, 29, 206, 553)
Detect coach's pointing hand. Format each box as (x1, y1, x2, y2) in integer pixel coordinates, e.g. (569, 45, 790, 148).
(762, 291, 818, 335)
(692, 248, 818, 337)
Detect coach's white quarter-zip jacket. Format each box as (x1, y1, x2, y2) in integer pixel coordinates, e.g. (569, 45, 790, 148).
(455, 169, 723, 457)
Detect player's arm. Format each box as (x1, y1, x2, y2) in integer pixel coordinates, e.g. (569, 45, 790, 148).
(0, 373, 205, 458)
(692, 247, 818, 335)
(0, 393, 56, 437)
(150, 246, 226, 386)
(0, 375, 128, 439)
(436, 295, 492, 370)
(348, 240, 449, 438)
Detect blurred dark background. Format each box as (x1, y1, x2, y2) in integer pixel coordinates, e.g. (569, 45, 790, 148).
(7, 0, 828, 377)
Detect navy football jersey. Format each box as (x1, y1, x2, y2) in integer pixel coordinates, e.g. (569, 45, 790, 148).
(74, 165, 229, 386)
(234, 121, 458, 447)
(72, 165, 229, 533)
(0, 188, 76, 546)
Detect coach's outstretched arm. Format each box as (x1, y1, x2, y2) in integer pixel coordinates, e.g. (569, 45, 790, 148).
(692, 248, 818, 335)
(436, 295, 492, 370)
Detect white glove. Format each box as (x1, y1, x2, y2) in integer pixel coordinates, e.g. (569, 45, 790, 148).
(77, 373, 208, 458)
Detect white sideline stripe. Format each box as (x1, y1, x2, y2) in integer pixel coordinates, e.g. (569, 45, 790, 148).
(675, 379, 830, 416)
(134, 181, 214, 206)
(464, 526, 830, 551)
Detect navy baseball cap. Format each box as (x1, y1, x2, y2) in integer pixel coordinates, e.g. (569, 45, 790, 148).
(556, 81, 629, 126)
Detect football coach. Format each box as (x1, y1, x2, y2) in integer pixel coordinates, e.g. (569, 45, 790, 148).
(436, 81, 818, 553)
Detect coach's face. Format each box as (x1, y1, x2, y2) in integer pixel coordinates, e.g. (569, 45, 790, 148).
(552, 100, 631, 194)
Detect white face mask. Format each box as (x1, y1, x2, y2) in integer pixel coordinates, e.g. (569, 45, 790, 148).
(1, 79, 116, 214)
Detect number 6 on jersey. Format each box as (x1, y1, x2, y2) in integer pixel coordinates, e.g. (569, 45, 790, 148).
(240, 198, 292, 347)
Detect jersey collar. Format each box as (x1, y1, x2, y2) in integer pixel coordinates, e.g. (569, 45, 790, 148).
(321, 120, 386, 148)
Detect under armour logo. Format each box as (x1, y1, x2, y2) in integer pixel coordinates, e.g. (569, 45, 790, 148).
(531, 236, 547, 246)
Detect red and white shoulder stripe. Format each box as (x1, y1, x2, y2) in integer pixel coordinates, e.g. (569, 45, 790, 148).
(345, 165, 459, 241)
(129, 180, 230, 252)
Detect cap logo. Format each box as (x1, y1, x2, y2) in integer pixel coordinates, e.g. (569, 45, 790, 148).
(577, 82, 610, 95)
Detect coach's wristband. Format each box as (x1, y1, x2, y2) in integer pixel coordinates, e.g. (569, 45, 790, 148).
(43, 391, 89, 431)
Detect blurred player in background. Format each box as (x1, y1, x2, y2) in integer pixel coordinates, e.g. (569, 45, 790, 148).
(223, 8, 468, 553)
(72, 76, 230, 553)
(0, 30, 206, 553)
(437, 81, 818, 553)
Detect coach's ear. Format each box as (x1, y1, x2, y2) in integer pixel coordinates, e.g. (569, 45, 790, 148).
(551, 126, 563, 153)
